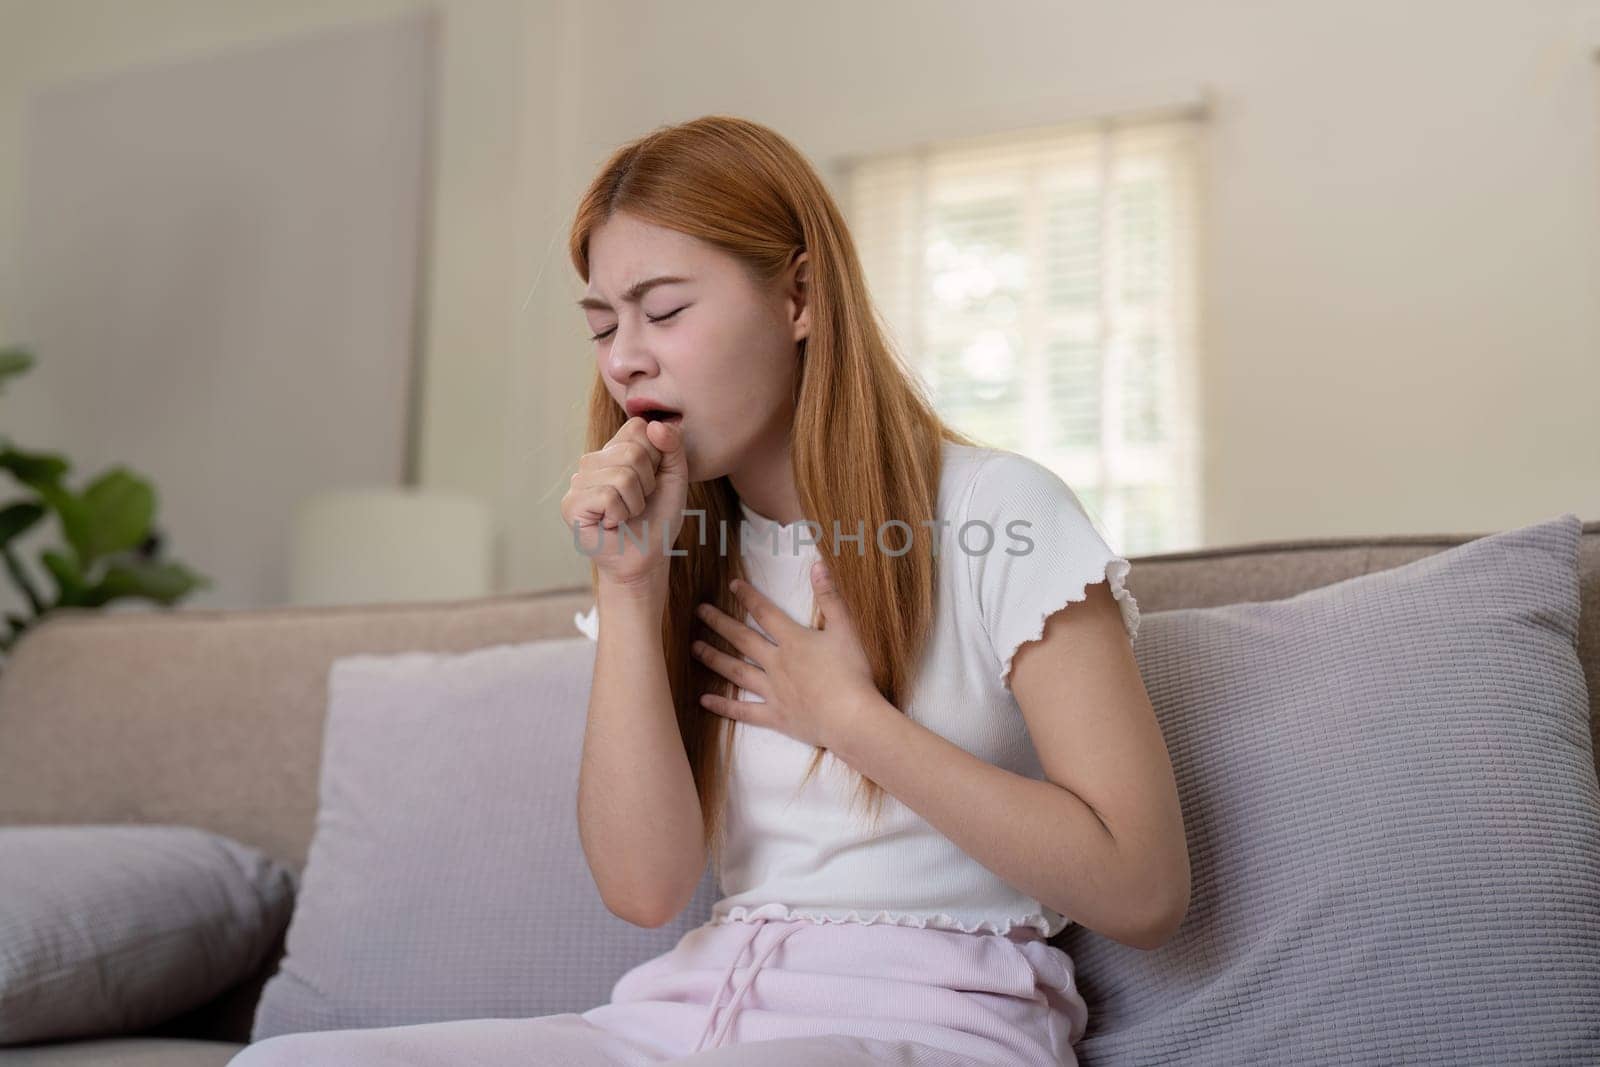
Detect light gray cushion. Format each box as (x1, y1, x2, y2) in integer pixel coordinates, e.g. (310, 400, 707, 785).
(249, 638, 720, 1040)
(1062, 513, 1600, 1065)
(0, 825, 296, 1045)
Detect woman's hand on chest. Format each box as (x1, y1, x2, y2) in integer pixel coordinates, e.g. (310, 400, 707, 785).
(691, 563, 879, 752)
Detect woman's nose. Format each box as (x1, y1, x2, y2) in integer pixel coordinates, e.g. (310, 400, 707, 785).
(602, 324, 659, 385)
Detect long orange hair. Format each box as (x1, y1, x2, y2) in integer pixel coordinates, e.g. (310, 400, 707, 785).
(568, 115, 981, 873)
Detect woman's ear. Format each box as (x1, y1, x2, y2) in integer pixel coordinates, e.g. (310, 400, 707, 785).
(788, 249, 810, 343)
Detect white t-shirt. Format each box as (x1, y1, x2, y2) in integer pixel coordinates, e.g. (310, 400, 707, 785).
(573, 440, 1140, 937)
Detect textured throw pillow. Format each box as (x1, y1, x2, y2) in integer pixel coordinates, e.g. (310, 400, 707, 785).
(250, 638, 720, 1040)
(0, 824, 297, 1045)
(1060, 513, 1600, 1066)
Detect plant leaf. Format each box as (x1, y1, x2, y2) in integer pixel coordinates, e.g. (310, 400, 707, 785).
(0, 501, 44, 545)
(81, 558, 209, 607)
(41, 548, 86, 606)
(75, 467, 155, 564)
(0, 347, 34, 392)
(31, 481, 90, 567)
(0, 444, 70, 490)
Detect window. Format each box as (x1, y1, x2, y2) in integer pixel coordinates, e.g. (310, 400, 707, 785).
(842, 111, 1203, 555)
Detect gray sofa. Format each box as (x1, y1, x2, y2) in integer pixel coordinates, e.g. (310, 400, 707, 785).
(1, 520, 1596, 1065)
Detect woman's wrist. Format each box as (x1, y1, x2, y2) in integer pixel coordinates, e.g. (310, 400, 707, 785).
(597, 570, 670, 612)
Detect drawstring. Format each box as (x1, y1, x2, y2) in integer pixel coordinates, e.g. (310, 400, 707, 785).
(703, 920, 805, 1050)
(690, 919, 805, 1052)
(690, 920, 762, 1053)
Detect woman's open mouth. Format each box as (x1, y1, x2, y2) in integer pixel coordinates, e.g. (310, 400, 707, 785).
(641, 409, 683, 426)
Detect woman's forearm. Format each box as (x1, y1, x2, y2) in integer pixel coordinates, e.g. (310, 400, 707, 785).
(829, 693, 1168, 949)
(577, 577, 707, 927)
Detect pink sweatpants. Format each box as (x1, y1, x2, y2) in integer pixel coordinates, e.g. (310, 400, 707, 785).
(228, 916, 1087, 1066)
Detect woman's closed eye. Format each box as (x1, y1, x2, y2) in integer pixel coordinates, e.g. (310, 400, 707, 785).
(588, 306, 686, 342)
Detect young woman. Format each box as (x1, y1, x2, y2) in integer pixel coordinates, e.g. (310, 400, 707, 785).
(232, 115, 1187, 1067)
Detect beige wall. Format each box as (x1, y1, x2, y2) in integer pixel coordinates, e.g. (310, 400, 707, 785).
(3, 0, 1597, 604)
(545, 0, 1600, 573)
(0, 0, 545, 601)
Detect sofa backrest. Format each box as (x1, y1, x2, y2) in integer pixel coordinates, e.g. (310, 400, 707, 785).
(2, 519, 1596, 876)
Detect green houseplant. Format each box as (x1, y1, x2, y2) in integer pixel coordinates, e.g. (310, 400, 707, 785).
(0, 345, 209, 660)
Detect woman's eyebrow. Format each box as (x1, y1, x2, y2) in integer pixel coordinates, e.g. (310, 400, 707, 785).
(577, 275, 692, 311)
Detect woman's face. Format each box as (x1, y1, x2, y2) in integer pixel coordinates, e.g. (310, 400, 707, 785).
(580, 211, 809, 484)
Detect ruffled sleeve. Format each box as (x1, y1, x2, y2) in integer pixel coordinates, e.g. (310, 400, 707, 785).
(574, 602, 599, 642)
(964, 451, 1140, 690)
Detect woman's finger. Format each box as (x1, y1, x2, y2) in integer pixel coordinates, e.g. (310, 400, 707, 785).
(729, 578, 799, 642)
(699, 691, 769, 725)
(692, 639, 767, 695)
(696, 602, 774, 664)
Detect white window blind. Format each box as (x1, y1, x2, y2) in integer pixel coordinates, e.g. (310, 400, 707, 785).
(842, 111, 1203, 555)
